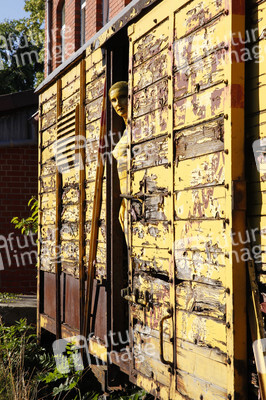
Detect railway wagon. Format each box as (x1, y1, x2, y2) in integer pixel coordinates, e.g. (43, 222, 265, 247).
(37, 0, 265, 398)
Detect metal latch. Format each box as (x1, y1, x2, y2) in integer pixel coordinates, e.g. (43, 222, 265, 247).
(121, 287, 153, 309)
(121, 287, 135, 303)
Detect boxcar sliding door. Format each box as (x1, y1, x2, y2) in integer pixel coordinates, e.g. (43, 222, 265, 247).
(126, 0, 247, 398)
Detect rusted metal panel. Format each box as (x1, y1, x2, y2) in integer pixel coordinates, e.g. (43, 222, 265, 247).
(176, 310, 226, 352)
(174, 83, 226, 128)
(132, 221, 170, 248)
(175, 117, 224, 160)
(133, 49, 168, 93)
(176, 281, 226, 319)
(41, 141, 56, 167)
(175, 151, 225, 191)
(175, 250, 226, 287)
(175, 186, 226, 220)
(86, 120, 101, 141)
(41, 108, 57, 131)
(64, 274, 80, 330)
(174, 50, 226, 100)
(86, 97, 104, 123)
(174, 0, 226, 39)
(132, 106, 168, 143)
(86, 74, 105, 102)
(175, 339, 227, 398)
(42, 129, 56, 150)
(133, 19, 169, 68)
(132, 135, 168, 170)
(176, 370, 227, 400)
(62, 91, 80, 114)
(41, 95, 57, 115)
(133, 79, 168, 119)
(132, 247, 170, 276)
(132, 165, 170, 194)
(174, 16, 227, 70)
(43, 271, 56, 319)
(61, 64, 80, 92)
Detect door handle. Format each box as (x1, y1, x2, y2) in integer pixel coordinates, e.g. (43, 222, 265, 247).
(160, 307, 174, 368)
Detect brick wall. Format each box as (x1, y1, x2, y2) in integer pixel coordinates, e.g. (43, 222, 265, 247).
(45, 0, 131, 75)
(0, 146, 38, 294)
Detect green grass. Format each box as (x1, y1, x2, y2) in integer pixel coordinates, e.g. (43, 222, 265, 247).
(0, 292, 20, 303)
(0, 319, 153, 400)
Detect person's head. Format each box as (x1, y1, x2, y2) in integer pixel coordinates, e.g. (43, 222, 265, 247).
(109, 81, 128, 124)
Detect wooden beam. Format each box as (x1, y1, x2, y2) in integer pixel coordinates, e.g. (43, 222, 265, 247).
(83, 78, 107, 338)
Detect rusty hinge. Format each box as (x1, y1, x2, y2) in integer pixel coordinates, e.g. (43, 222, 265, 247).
(232, 180, 246, 211)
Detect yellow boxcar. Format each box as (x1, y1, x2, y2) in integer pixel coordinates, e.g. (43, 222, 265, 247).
(36, 0, 261, 398)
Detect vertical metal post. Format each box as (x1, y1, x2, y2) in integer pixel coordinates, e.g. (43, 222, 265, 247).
(127, 30, 134, 380)
(37, 100, 43, 343)
(168, 11, 176, 399)
(79, 59, 86, 335)
(224, 2, 246, 398)
(55, 78, 62, 340)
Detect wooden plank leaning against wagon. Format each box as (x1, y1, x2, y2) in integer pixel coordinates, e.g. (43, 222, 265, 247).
(83, 78, 107, 338)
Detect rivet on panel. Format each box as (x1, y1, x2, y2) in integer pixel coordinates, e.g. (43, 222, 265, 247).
(168, 249, 172, 255)
(225, 218, 230, 224)
(227, 357, 231, 365)
(224, 149, 229, 154)
(224, 79, 229, 86)
(168, 75, 172, 80)
(228, 395, 232, 400)
(226, 322, 231, 329)
(224, 114, 229, 120)
(225, 288, 230, 294)
(224, 184, 229, 189)
(200, 396, 203, 400)
(168, 104, 172, 110)
(224, 9, 229, 15)
(153, 19, 157, 23)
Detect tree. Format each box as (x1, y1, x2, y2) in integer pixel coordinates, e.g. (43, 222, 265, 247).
(0, 0, 45, 95)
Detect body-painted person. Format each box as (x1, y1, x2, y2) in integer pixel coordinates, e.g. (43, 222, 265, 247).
(109, 81, 129, 239)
